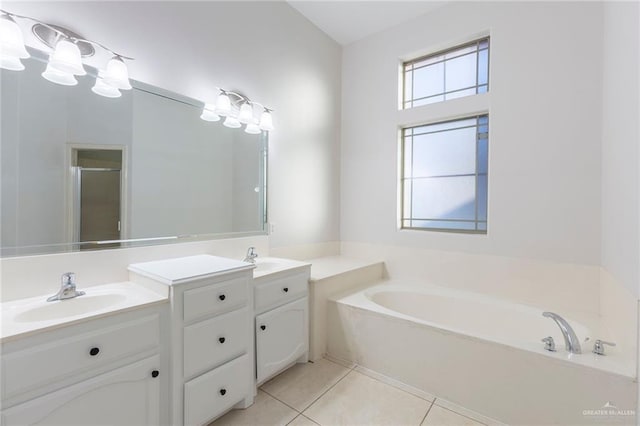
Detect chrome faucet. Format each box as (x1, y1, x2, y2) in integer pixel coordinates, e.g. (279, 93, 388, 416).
(243, 247, 258, 263)
(47, 272, 85, 302)
(542, 312, 581, 354)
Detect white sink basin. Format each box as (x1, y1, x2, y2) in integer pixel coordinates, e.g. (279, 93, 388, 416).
(14, 293, 127, 323)
(253, 257, 311, 279)
(1, 282, 168, 342)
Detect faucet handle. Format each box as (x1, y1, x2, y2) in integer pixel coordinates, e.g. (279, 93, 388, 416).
(541, 336, 556, 352)
(61, 272, 76, 286)
(592, 339, 616, 355)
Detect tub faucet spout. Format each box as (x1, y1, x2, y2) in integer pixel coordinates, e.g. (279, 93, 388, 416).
(542, 311, 581, 354)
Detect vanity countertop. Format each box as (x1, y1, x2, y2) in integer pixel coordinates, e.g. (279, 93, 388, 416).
(253, 257, 311, 281)
(129, 254, 255, 285)
(0, 282, 168, 343)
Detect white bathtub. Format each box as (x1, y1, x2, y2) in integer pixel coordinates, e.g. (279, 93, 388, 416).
(327, 282, 637, 425)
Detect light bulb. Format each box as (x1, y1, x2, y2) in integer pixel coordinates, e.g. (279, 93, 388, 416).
(238, 102, 254, 124)
(42, 62, 77, 86)
(49, 39, 86, 76)
(245, 122, 261, 134)
(200, 103, 220, 122)
(103, 56, 132, 90)
(91, 74, 121, 98)
(215, 92, 231, 116)
(223, 116, 241, 128)
(0, 15, 29, 59)
(258, 110, 274, 131)
(0, 55, 24, 71)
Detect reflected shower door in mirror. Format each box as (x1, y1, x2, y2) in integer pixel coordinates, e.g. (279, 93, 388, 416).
(1, 56, 267, 257)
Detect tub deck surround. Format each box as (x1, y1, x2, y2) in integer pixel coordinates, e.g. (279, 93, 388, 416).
(306, 255, 386, 361)
(0, 281, 168, 343)
(308, 255, 385, 282)
(327, 281, 637, 425)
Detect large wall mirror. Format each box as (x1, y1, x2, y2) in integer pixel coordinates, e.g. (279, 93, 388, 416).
(1, 54, 268, 257)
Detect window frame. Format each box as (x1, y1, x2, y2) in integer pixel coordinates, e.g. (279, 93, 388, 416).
(402, 37, 490, 109)
(399, 114, 489, 234)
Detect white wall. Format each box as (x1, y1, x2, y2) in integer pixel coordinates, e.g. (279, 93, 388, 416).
(3, 0, 342, 250)
(601, 1, 640, 299)
(341, 1, 603, 266)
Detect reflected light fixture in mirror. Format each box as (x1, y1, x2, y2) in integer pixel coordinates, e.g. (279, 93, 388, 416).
(245, 121, 261, 134)
(200, 103, 221, 122)
(238, 102, 254, 124)
(42, 61, 78, 85)
(223, 115, 242, 128)
(92, 73, 121, 98)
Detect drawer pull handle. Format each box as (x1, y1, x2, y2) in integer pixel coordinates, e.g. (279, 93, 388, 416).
(218, 294, 226, 301)
(218, 337, 226, 344)
(219, 388, 227, 396)
(151, 370, 159, 378)
(260, 325, 266, 331)
(283, 287, 289, 293)
(89, 347, 100, 356)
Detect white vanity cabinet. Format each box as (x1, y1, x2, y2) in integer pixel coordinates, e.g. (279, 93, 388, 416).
(0, 307, 164, 426)
(129, 255, 255, 426)
(254, 265, 311, 384)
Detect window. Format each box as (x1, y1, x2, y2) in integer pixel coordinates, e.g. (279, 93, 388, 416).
(401, 115, 488, 233)
(403, 38, 489, 108)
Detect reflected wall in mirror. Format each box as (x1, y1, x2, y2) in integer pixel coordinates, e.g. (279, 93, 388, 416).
(1, 55, 267, 257)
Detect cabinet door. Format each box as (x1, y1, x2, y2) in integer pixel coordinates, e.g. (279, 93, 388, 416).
(256, 297, 308, 383)
(1, 355, 160, 426)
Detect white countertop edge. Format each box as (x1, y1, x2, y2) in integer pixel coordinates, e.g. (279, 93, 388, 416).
(127, 264, 255, 286)
(1, 282, 168, 343)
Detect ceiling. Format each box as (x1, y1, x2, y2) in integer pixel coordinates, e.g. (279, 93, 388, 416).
(287, 1, 447, 45)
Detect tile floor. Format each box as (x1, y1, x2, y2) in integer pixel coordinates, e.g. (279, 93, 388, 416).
(210, 358, 492, 426)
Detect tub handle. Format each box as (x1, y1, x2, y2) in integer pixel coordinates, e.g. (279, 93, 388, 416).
(541, 336, 556, 352)
(592, 339, 616, 355)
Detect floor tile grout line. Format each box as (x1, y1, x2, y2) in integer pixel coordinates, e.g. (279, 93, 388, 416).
(260, 388, 304, 414)
(419, 400, 436, 426)
(433, 399, 489, 426)
(298, 367, 355, 415)
(260, 359, 352, 415)
(351, 364, 434, 403)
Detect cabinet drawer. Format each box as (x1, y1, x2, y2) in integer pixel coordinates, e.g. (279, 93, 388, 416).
(183, 307, 249, 380)
(183, 277, 248, 323)
(254, 271, 308, 313)
(184, 353, 250, 426)
(2, 314, 159, 400)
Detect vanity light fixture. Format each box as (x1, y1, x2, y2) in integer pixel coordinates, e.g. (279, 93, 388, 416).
(258, 108, 274, 131)
(0, 13, 29, 70)
(215, 90, 232, 116)
(201, 88, 274, 133)
(48, 38, 86, 75)
(237, 102, 254, 124)
(0, 9, 133, 97)
(102, 56, 132, 90)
